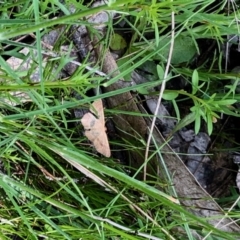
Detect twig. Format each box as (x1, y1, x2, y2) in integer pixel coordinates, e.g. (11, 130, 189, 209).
(143, 9, 175, 181)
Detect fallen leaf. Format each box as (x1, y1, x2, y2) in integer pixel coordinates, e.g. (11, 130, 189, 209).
(81, 99, 111, 157)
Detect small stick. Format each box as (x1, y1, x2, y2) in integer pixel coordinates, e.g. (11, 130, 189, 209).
(143, 9, 175, 181)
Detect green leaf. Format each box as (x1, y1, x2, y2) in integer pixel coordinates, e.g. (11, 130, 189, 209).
(157, 64, 164, 80)
(155, 35, 197, 64)
(110, 33, 127, 51)
(220, 106, 240, 117)
(162, 91, 178, 100)
(194, 112, 201, 134)
(192, 69, 199, 94)
(136, 86, 150, 94)
(213, 99, 237, 105)
(172, 99, 180, 121)
(169, 112, 196, 136)
(207, 112, 213, 135)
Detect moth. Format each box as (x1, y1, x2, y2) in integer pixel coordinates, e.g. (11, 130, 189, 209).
(81, 99, 111, 157)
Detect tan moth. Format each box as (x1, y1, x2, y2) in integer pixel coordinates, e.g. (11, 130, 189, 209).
(81, 99, 111, 157)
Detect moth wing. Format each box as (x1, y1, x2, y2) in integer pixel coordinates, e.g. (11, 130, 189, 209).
(93, 133, 111, 157)
(90, 99, 105, 125)
(81, 111, 111, 157)
(81, 113, 96, 130)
